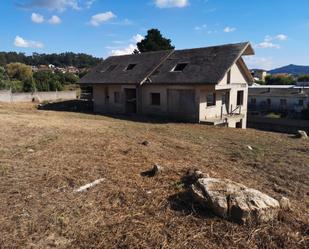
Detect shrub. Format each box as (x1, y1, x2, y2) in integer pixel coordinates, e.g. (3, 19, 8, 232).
(298, 75, 309, 82)
(265, 75, 296, 85)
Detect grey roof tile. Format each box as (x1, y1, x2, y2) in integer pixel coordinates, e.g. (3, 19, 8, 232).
(79, 42, 253, 85)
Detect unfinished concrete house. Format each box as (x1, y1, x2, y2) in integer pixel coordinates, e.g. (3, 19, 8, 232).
(79, 42, 255, 128)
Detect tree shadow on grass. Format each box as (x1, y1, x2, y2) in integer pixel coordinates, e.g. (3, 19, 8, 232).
(38, 100, 94, 114)
(38, 100, 175, 124)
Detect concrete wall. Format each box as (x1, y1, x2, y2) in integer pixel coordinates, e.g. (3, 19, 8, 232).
(141, 84, 205, 121)
(248, 95, 309, 112)
(0, 90, 12, 102)
(93, 84, 137, 114)
(0, 90, 76, 103)
(248, 116, 309, 134)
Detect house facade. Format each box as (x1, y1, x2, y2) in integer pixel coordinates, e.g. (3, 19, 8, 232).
(79, 42, 254, 128)
(249, 85, 309, 114)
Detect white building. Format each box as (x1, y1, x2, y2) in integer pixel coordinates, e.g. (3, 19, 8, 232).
(248, 85, 309, 113)
(79, 42, 255, 129)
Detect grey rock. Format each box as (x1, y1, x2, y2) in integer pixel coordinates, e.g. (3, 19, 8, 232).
(186, 169, 209, 183)
(279, 197, 291, 210)
(191, 177, 280, 224)
(297, 130, 308, 139)
(153, 164, 163, 174)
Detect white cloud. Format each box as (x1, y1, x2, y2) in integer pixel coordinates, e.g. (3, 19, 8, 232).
(85, 0, 95, 8)
(132, 34, 144, 43)
(194, 24, 207, 31)
(111, 44, 137, 56)
(275, 34, 288, 41)
(194, 24, 217, 34)
(17, 0, 81, 11)
(14, 36, 44, 48)
(17, 0, 97, 12)
(31, 12, 44, 23)
(245, 56, 273, 70)
(110, 34, 144, 56)
(255, 34, 288, 49)
(256, 41, 280, 49)
(223, 26, 236, 33)
(48, 15, 61, 24)
(155, 0, 189, 8)
(90, 12, 116, 26)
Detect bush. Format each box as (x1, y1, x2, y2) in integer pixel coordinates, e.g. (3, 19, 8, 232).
(33, 71, 77, 91)
(265, 75, 296, 85)
(22, 78, 36, 92)
(254, 80, 266, 85)
(9, 80, 24, 93)
(298, 75, 309, 82)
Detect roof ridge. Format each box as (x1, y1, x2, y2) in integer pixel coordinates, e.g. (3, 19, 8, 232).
(173, 42, 250, 53)
(107, 49, 174, 59)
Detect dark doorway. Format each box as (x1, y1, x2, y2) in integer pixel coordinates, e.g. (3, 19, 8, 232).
(237, 91, 244, 106)
(222, 91, 230, 114)
(236, 119, 243, 128)
(125, 88, 137, 114)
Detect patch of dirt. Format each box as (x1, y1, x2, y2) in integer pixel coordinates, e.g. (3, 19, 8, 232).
(0, 103, 308, 249)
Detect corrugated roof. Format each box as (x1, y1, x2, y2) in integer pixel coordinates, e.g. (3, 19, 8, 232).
(79, 42, 254, 85)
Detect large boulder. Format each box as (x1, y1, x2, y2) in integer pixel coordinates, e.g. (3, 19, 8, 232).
(191, 177, 280, 224)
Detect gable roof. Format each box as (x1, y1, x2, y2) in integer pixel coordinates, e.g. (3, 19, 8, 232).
(79, 42, 254, 85)
(79, 50, 172, 84)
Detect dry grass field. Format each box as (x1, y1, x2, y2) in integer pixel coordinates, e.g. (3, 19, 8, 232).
(0, 102, 308, 249)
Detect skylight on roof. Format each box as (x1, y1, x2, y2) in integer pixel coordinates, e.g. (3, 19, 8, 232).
(172, 63, 188, 72)
(125, 64, 137, 71)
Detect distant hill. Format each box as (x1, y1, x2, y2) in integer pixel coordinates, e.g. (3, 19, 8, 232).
(269, 64, 309, 75)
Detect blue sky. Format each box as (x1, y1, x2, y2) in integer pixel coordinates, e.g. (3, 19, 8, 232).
(0, 0, 309, 69)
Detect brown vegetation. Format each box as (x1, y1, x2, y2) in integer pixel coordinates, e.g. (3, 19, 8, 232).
(0, 103, 308, 249)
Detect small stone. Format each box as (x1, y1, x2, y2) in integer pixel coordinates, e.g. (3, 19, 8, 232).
(141, 141, 149, 146)
(279, 197, 291, 210)
(153, 164, 163, 174)
(297, 130, 308, 139)
(141, 164, 163, 177)
(186, 169, 209, 183)
(28, 149, 34, 153)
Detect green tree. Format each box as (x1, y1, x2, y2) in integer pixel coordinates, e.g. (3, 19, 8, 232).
(22, 78, 36, 92)
(135, 29, 175, 53)
(6, 63, 33, 81)
(0, 66, 9, 90)
(33, 71, 66, 92)
(265, 75, 296, 85)
(298, 75, 309, 82)
(9, 80, 23, 93)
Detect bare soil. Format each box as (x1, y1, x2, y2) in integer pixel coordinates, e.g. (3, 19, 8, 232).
(0, 103, 308, 249)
